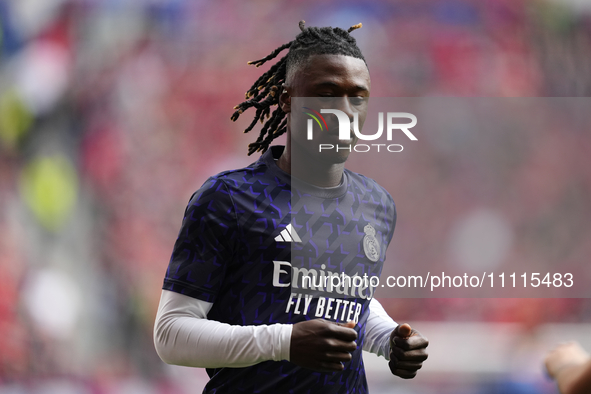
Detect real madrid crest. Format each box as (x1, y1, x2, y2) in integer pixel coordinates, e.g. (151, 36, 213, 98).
(363, 224, 380, 262)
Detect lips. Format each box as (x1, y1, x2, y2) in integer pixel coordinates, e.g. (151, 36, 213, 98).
(323, 123, 355, 144)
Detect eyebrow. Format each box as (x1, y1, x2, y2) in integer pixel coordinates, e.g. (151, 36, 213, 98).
(314, 81, 369, 92)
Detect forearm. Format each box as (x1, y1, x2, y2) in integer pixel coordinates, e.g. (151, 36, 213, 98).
(154, 290, 292, 368)
(363, 298, 397, 360)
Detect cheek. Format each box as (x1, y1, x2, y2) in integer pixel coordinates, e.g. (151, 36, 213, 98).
(290, 112, 304, 129)
(289, 113, 309, 141)
(357, 113, 368, 129)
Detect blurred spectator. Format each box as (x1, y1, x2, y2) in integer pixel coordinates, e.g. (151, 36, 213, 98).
(545, 342, 591, 394)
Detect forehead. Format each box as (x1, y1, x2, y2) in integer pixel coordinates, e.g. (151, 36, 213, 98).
(290, 54, 370, 92)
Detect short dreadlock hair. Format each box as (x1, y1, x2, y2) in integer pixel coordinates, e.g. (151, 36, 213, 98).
(231, 20, 365, 155)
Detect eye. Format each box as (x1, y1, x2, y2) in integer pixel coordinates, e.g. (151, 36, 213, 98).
(350, 97, 367, 106)
(318, 94, 334, 102)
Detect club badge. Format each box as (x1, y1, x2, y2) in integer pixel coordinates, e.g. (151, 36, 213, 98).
(363, 224, 380, 262)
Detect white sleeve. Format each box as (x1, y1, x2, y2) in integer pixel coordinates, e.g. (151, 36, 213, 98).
(363, 298, 398, 360)
(153, 289, 293, 368)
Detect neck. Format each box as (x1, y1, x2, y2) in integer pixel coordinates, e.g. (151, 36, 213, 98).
(277, 142, 345, 188)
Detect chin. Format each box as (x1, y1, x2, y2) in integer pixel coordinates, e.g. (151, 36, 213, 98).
(291, 138, 354, 165)
(314, 149, 351, 165)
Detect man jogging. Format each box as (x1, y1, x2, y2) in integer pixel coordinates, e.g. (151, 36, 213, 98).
(154, 21, 428, 393)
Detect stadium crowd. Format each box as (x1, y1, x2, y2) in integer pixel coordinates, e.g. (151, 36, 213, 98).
(1, 0, 590, 392)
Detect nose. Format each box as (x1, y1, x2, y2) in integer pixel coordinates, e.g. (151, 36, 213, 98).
(333, 97, 356, 122)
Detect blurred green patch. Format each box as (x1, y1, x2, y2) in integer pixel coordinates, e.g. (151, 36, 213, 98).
(0, 89, 33, 151)
(20, 155, 79, 232)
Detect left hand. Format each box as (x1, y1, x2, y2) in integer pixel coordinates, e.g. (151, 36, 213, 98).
(389, 323, 429, 379)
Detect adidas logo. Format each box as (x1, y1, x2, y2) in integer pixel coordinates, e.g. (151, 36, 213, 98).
(274, 223, 302, 243)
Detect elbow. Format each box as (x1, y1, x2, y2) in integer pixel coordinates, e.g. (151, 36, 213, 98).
(154, 339, 172, 365)
(153, 314, 199, 367)
(153, 316, 177, 365)
(155, 348, 176, 366)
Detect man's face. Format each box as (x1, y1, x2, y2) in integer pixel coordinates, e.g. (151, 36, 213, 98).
(280, 54, 371, 165)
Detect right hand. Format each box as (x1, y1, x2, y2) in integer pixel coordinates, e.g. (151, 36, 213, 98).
(290, 319, 358, 372)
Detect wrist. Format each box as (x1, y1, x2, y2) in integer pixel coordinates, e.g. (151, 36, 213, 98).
(278, 324, 293, 362)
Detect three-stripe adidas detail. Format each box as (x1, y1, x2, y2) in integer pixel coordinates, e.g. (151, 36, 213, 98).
(274, 224, 302, 243)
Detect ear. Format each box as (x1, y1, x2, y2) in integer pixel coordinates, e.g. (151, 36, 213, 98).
(279, 85, 291, 114)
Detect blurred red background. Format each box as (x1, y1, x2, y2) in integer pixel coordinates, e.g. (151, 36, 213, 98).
(1, 0, 590, 392)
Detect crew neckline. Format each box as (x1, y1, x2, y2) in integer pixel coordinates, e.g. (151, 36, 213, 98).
(261, 146, 348, 199)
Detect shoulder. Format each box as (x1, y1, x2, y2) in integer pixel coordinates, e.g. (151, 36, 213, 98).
(203, 159, 263, 188)
(344, 169, 395, 206)
(345, 170, 397, 242)
(189, 153, 287, 206)
(191, 158, 265, 196)
(180, 164, 267, 228)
